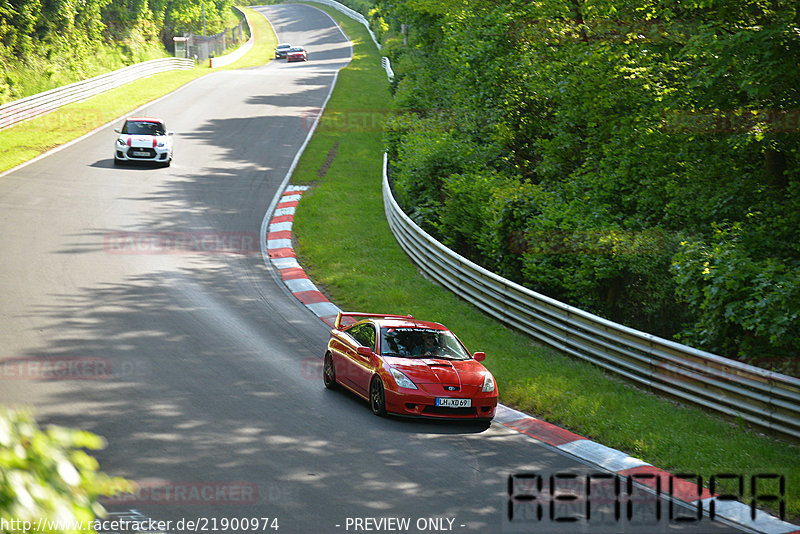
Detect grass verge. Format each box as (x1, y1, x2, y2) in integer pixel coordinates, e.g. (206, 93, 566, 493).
(0, 7, 276, 173)
(287, 2, 800, 522)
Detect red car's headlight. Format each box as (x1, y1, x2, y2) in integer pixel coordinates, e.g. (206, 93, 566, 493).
(390, 368, 417, 390)
(482, 374, 496, 393)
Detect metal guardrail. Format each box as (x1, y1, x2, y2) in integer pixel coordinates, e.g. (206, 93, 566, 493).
(381, 57, 394, 82)
(382, 153, 800, 440)
(0, 58, 194, 131)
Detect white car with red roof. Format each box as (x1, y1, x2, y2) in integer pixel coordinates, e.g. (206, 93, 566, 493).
(114, 117, 173, 166)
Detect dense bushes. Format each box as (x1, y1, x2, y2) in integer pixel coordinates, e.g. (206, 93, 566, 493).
(0, 0, 237, 103)
(379, 0, 800, 370)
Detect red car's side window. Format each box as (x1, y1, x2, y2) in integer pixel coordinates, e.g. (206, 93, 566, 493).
(347, 323, 376, 351)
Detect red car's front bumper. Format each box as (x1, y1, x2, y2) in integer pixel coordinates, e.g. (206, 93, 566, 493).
(384, 388, 497, 420)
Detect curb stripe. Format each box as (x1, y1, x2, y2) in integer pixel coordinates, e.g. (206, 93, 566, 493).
(268, 230, 292, 240)
(319, 314, 340, 327)
(307, 301, 340, 318)
(493, 404, 530, 424)
(268, 247, 295, 259)
(285, 278, 318, 294)
(264, 187, 342, 330)
(269, 222, 294, 232)
(619, 465, 714, 501)
(294, 290, 329, 305)
(281, 267, 309, 280)
(270, 257, 300, 269)
(558, 439, 651, 472)
(271, 214, 295, 224)
(705, 501, 800, 534)
(505, 417, 585, 447)
(273, 207, 296, 217)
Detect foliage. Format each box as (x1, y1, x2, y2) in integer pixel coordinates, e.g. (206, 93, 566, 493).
(381, 0, 800, 369)
(391, 119, 491, 234)
(0, 0, 238, 103)
(0, 407, 132, 532)
(672, 220, 800, 361)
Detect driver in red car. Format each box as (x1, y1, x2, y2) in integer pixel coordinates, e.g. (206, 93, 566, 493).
(414, 332, 439, 357)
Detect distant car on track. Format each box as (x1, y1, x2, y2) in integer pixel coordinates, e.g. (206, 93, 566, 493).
(275, 43, 292, 59)
(113, 117, 173, 166)
(286, 46, 308, 62)
(323, 312, 498, 420)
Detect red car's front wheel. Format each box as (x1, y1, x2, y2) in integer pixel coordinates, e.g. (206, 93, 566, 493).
(370, 377, 387, 416)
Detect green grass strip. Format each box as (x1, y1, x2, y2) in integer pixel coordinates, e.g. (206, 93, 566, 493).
(288, 2, 800, 522)
(0, 7, 276, 173)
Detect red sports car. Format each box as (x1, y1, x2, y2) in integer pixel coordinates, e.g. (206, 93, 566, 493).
(323, 312, 498, 420)
(286, 46, 308, 62)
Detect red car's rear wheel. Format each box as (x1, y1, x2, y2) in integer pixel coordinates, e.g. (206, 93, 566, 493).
(323, 352, 337, 389)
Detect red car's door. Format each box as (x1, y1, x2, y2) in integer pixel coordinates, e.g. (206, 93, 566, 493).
(349, 347, 377, 397)
(329, 333, 358, 391)
(340, 323, 378, 397)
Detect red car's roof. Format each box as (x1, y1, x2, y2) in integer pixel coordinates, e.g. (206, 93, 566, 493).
(334, 312, 447, 331)
(375, 318, 447, 330)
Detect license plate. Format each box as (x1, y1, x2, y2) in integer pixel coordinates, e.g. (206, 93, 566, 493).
(132, 151, 150, 157)
(436, 398, 471, 408)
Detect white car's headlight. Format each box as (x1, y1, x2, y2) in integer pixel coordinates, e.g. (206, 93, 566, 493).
(390, 368, 417, 390)
(116, 138, 126, 147)
(482, 374, 495, 393)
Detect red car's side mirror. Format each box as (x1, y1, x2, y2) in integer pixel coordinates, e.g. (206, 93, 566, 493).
(473, 352, 486, 362)
(357, 346, 380, 367)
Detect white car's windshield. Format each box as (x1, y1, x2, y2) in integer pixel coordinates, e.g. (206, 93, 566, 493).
(123, 121, 165, 135)
(379, 327, 470, 360)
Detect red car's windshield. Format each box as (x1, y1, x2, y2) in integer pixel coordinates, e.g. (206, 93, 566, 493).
(379, 327, 470, 360)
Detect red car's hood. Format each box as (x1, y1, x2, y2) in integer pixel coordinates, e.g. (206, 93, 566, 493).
(386, 357, 488, 386)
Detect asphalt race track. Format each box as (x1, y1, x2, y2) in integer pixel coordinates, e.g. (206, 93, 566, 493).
(0, 5, 747, 533)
